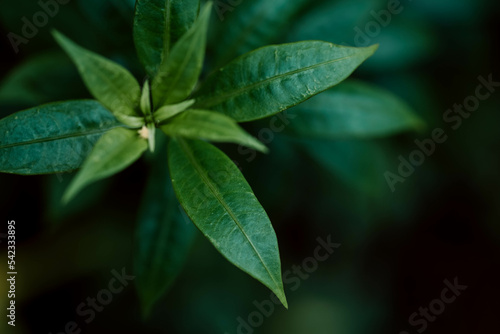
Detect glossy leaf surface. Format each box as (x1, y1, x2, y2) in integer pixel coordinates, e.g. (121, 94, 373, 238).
(195, 41, 378, 122)
(168, 138, 287, 307)
(0, 100, 121, 175)
(134, 0, 200, 76)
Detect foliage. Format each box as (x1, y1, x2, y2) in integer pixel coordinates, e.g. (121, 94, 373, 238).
(0, 0, 423, 316)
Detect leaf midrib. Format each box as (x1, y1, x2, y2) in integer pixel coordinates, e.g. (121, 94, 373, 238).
(198, 54, 354, 108)
(178, 139, 279, 287)
(163, 0, 172, 60)
(0, 126, 120, 150)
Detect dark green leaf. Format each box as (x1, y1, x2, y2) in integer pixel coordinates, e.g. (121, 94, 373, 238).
(0, 100, 121, 175)
(286, 0, 437, 71)
(0, 51, 86, 108)
(134, 0, 200, 76)
(168, 138, 287, 307)
(152, 2, 212, 108)
(194, 41, 377, 122)
(135, 141, 196, 317)
(63, 127, 147, 203)
(212, 0, 309, 67)
(287, 80, 424, 139)
(300, 138, 391, 197)
(161, 110, 267, 152)
(53, 30, 143, 127)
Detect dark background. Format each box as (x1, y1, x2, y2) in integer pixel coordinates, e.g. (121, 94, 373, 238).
(1, 0, 499, 333)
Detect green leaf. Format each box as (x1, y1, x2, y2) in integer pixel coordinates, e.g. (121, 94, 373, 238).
(160, 109, 267, 152)
(134, 0, 200, 77)
(168, 138, 287, 307)
(194, 41, 378, 122)
(299, 138, 396, 198)
(287, 80, 425, 139)
(140, 79, 152, 116)
(152, 2, 212, 108)
(154, 99, 195, 123)
(212, 0, 309, 67)
(134, 141, 196, 317)
(140, 80, 156, 152)
(63, 127, 147, 203)
(0, 100, 121, 175)
(52, 30, 144, 127)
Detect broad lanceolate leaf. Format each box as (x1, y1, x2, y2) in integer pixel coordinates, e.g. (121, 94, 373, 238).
(63, 127, 147, 203)
(168, 138, 287, 307)
(0, 100, 121, 175)
(287, 80, 425, 139)
(212, 0, 309, 67)
(134, 141, 196, 317)
(160, 110, 267, 152)
(152, 2, 212, 108)
(53, 30, 144, 127)
(134, 0, 200, 77)
(194, 41, 378, 122)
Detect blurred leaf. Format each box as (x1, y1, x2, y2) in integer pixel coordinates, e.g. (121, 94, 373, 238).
(0, 0, 102, 54)
(287, 80, 424, 139)
(0, 100, 121, 175)
(152, 2, 211, 108)
(135, 140, 196, 317)
(44, 173, 111, 227)
(286, 0, 436, 71)
(63, 127, 147, 203)
(53, 30, 143, 126)
(194, 42, 377, 122)
(161, 109, 267, 152)
(300, 138, 391, 197)
(134, 0, 200, 76)
(0, 51, 86, 109)
(211, 0, 309, 67)
(168, 138, 287, 307)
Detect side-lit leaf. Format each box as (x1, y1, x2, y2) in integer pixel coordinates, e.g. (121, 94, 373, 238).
(194, 41, 378, 122)
(152, 2, 212, 108)
(53, 30, 143, 126)
(134, 0, 200, 76)
(134, 141, 196, 317)
(0, 100, 121, 175)
(63, 127, 147, 203)
(161, 110, 267, 152)
(168, 138, 287, 307)
(287, 80, 425, 138)
(154, 99, 195, 123)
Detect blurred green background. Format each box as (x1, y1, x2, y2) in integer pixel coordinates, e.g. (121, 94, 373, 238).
(1, 0, 499, 333)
